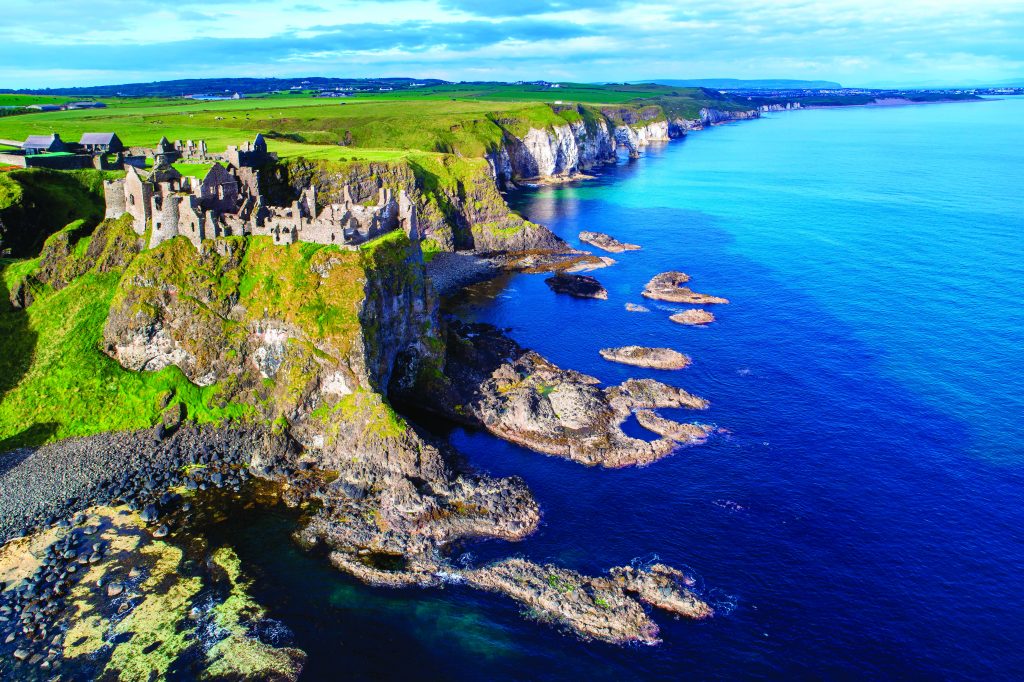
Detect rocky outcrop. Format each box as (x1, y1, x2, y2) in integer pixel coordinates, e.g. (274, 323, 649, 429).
(671, 309, 716, 325)
(464, 558, 712, 644)
(613, 120, 670, 158)
(579, 231, 640, 253)
(97, 230, 544, 602)
(411, 322, 712, 468)
(545, 272, 608, 300)
(642, 271, 729, 304)
(498, 251, 613, 274)
(634, 409, 712, 444)
(599, 346, 691, 370)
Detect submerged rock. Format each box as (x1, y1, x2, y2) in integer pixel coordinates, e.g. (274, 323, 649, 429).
(578, 231, 641, 253)
(1, 506, 305, 680)
(544, 273, 609, 300)
(671, 309, 716, 325)
(599, 346, 691, 370)
(625, 302, 650, 312)
(497, 250, 612, 274)
(642, 271, 729, 304)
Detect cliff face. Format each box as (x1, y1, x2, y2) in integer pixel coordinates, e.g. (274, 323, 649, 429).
(668, 107, 762, 137)
(493, 106, 671, 184)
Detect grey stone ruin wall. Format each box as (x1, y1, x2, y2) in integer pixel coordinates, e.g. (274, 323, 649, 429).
(103, 179, 126, 220)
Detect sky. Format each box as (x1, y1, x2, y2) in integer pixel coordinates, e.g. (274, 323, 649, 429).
(3, 0, 1023, 89)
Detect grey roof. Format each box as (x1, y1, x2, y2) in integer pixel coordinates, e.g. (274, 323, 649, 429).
(24, 134, 59, 148)
(79, 132, 118, 145)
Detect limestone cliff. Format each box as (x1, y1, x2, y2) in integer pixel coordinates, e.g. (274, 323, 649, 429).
(668, 107, 761, 137)
(490, 104, 670, 184)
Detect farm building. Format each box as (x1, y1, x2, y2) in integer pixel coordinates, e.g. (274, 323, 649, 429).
(23, 133, 67, 153)
(79, 132, 123, 153)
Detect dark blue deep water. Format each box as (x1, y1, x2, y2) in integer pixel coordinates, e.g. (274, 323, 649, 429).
(220, 98, 1024, 679)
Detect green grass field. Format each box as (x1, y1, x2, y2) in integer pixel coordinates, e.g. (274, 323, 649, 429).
(0, 83, 745, 163)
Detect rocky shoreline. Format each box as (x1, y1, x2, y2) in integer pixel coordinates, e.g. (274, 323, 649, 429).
(0, 424, 284, 543)
(425, 251, 500, 296)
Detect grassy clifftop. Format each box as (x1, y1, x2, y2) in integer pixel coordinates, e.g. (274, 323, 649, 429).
(0, 84, 752, 162)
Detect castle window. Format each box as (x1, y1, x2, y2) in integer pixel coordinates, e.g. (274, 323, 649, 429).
(218, 185, 224, 200)
(129, 194, 135, 206)
(155, 222, 161, 230)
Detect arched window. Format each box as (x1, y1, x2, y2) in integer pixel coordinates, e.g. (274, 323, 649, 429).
(129, 194, 135, 206)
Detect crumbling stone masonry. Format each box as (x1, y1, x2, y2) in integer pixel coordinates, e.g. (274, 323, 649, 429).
(104, 135, 417, 250)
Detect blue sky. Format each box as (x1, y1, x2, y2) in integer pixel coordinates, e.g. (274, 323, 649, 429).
(4, 0, 1022, 88)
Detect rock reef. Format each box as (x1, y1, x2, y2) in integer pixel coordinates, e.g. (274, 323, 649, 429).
(642, 271, 729, 305)
(599, 346, 691, 370)
(671, 309, 716, 325)
(544, 272, 609, 300)
(464, 559, 712, 645)
(578, 231, 641, 253)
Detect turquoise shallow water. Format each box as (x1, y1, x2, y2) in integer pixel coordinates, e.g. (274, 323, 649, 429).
(220, 97, 1024, 679)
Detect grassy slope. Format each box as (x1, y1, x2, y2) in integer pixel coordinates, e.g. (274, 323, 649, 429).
(0, 168, 122, 257)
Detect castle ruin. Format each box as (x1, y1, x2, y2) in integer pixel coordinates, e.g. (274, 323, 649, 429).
(103, 134, 417, 250)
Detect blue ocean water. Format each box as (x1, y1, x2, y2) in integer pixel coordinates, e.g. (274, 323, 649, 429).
(223, 98, 1024, 679)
